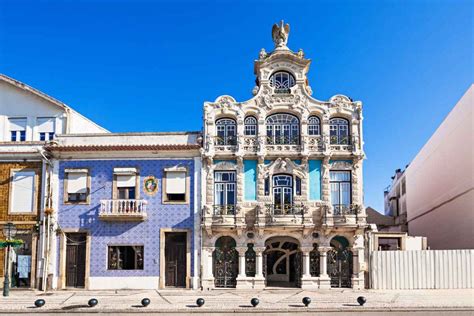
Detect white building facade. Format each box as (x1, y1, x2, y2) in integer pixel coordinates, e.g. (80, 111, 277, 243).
(200, 23, 367, 290)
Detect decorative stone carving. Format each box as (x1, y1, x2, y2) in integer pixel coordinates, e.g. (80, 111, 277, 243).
(259, 48, 268, 60)
(330, 160, 352, 170)
(272, 20, 290, 48)
(262, 158, 307, 179)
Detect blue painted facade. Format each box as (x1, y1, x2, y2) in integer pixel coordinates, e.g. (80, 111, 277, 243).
(244, 159, 257, 201)
(309, 160, 322, 200)
(56, 159, 195, 279)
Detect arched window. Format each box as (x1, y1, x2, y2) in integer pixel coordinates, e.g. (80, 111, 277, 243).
(266, 113, 300, 145)
(329, 118, 350, 145)
(215, 118, 236, 145)
(269, 71, 295, 94)
(244, 116, 257, 136)
(308, 116, 321, 136)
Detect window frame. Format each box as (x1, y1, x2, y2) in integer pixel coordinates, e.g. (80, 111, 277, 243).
(266, 113, 300, 145)
(8, 117, 27, 142)
(244, 116, 258, 136)
(63, 168, 91, 205)
(272, 174, 294, 207)
(112, 168, 140, 200)
(329, 170, 352, 209)
(215, 118, 237, 145)
(36, 117, 56, 141)
(269, 71, 296, 94)
(162, 167, 190, 204)
(308, 116, 321, 136)
(329, 117, 350, 145)
(214, 171, 237, 207)
(107, 245, 144, 270)
(8, 168, 38, 215)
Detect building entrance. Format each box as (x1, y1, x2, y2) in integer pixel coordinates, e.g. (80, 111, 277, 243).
(264, 237, 301, 287)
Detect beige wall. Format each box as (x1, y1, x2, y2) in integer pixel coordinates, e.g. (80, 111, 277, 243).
(406, 85, 474, 249)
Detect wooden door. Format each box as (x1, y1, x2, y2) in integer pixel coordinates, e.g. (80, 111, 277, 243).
(66, 233, 86, 288)
(165, 233, 186, 287)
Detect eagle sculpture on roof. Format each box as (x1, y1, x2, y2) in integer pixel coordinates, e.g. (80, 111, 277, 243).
(272, 20, 290, 48)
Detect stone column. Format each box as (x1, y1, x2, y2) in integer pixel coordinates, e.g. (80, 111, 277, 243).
(236, 247, 251, 289)
(351, 245, 365, 290)
(318, 246, 331, 289)
(300, 247, 317, 290)
(253, 247, 266, 289)
(201, 246, 215, 290)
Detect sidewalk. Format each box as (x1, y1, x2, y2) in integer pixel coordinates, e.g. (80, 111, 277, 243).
(0, 288, 473, 314)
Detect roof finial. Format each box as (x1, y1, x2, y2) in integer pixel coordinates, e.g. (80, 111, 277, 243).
(271, 20, 290, 49)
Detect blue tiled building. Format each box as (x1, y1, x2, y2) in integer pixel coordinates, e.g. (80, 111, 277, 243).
(48, 132, 201, 289)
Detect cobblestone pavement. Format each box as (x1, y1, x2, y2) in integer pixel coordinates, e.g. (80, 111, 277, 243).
(0, 288, 472, 314)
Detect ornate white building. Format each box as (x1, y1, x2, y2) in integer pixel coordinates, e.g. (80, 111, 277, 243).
(200, 22, 367, 290)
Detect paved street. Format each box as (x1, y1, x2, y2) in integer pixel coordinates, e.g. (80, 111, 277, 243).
(0, 288, 472, 314)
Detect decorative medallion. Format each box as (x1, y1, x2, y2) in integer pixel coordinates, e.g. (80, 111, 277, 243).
(143, 176, 158, 196)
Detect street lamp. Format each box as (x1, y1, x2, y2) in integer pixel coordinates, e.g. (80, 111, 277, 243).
(2, 222, 17, 297)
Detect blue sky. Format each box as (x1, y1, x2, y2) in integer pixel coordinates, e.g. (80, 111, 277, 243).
(1, 0, 472, 212)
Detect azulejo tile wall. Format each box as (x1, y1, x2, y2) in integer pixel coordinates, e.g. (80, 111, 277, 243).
(57, 159, 195, 277)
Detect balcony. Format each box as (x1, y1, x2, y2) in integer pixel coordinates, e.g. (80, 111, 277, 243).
(329, 135, 360, 152)
(213, 136, 237, 153)
(99, 199, 148, 221)
(255, 203, 307, 227)
(202, 204, 246, 234)
(266, 203, 304, 216)
(322, 203, 363, 227)
(265, 136, 301, 153)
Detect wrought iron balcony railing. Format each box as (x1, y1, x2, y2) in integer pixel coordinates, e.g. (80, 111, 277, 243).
(213, 204, 236, 216)
(99, 199, 147, 220)
(266, 136, 300, 145)
(266, 203, 304, 216)
(214, 136, 237, 146)
(332, 204, 359, 216)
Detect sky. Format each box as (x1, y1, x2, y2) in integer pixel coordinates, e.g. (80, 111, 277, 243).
(0, 0, 472, 212)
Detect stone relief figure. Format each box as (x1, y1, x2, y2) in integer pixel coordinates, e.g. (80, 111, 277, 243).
(259, 48, 267, 60)
(272, 20, 290, 48)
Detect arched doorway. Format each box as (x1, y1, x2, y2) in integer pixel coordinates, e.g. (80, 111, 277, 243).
(328, 236, 352, 288)
(264, 237, 301, 287)
(213, 236, 238, 288)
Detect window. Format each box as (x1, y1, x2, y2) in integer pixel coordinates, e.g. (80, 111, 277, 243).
(114, 168, 138, 200)
(295, 176, 302, 195)
(9, 170, 36, 214)
(266, 113, 300, 145)
(329, 118, 350, 145)
(401, 178, 406, 195)
(163, 169, 187, 203)
(65, 169, 89, 203)
(308, 116, 320, 136)
(214, 171, 236, 212)
(330, 171, 351, 214)
(269, 71, 295, 94)
(273, 174, 293, 211)
(108, 246, 144, 270)
(215, 118, 237, 145)
(9, 118, 27, 142)
(378, 237, 401, 251)
(37, 117, 55, 141)
(244, 116, 257, 136)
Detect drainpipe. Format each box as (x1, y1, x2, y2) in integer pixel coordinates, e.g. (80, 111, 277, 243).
(38, 148, 53, 291)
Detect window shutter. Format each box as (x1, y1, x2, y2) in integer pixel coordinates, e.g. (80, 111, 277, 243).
(166, 171, 186, 194)
(116, 175, 136, 187)
(37, 117, 55, 133)
(67, 171, 88, 193)
(9, 118, 27, 131)
(11, 171, 35, 213)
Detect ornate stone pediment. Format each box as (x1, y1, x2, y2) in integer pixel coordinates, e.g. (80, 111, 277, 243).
(261, 157, 307, 179)
(214, 160, 237, 171)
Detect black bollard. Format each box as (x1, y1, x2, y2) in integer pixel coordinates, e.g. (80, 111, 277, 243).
(196, 298, 205, 307)
(141, 298, 151, 307)
(357, 296, 366, 306)
(88, 298, 98, 307)
(250, 298, 259, 307)
(34, 299, 45, 308)
(302, 297, 311, 307)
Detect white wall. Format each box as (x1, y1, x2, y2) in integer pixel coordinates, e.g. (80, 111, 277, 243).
(0, 81, 66, 141)
(370, 250, 474, 289)
(406, 85, 474, 249)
